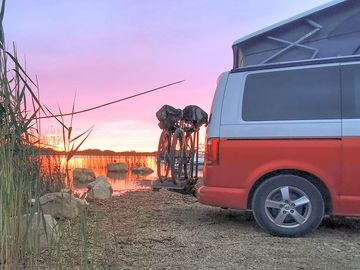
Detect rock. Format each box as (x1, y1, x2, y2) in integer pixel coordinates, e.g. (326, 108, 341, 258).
(138, 179, 153, 187)
(107, 162, 128, 172)
(40, 192, 87, 219)
(107, 171, 127, 180)
(19, 212, 59, 250)
(87, 176, 113, 200)
(73, 168, 96, 183)
(131, 166, 154, 175)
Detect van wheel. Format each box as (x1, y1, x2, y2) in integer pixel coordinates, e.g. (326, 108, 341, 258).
(252, 175, 324, 237)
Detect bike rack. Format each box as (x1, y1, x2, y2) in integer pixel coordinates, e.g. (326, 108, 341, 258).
(152, 178, 198, 196)
(152, 130, 200, 196)
(152, 179, 189, 191)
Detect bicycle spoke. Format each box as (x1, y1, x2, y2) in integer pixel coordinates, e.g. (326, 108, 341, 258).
(157, 130, 171, 181)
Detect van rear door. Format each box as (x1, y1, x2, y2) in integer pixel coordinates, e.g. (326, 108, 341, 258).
(340, 62, 360, 216)
(206, 72, 229, 139)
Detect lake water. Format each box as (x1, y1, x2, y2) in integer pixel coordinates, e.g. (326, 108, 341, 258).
(42, 155, 203, 196)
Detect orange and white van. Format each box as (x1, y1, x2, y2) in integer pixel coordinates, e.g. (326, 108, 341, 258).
(198, 0, 360, 236)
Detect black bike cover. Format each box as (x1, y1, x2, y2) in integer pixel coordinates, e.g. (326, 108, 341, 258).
(156, 105, 182, 130)
(183, 105, 208, 128)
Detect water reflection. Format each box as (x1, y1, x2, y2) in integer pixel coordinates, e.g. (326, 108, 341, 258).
(42, 155, 157, 195)
(106, 172, 128, 180)
(41, 154, 203, 196)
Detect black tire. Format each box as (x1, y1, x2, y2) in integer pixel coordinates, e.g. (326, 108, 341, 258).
(184, 135, 194, 179)
(169, 129, 184, 184)
(157, 130, 170, 182)
(252, 175, 324, 237)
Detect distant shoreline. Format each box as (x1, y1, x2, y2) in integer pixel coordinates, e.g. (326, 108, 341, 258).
(53, 152, 157, 156)
(39, 148, 157, 156)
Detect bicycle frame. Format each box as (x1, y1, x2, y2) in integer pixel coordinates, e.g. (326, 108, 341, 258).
(172, 119, 200, 181)
(154, 116, 203, 196)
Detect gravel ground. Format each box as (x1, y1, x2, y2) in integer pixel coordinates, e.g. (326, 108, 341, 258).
(40, 190, 360, 270)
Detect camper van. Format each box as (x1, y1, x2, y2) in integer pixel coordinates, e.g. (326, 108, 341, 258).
(198, 0, 360, 236)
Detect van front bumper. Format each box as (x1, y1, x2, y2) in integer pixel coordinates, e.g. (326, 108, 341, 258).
(197, 186, 248, 210)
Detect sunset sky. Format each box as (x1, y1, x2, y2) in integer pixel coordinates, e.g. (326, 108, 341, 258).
(4, 0, 329, 151)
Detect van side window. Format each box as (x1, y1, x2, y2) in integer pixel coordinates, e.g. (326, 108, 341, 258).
(341, 64, 360, 118)
(242, 67, 341, 121)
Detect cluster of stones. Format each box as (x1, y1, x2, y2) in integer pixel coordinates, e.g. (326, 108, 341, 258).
(31, 175, 113, 250)
(24, 162, 154, 250)
(107, 162, 154, 174)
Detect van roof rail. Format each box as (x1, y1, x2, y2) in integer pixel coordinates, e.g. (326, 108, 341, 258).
(230, 55, 360, 73)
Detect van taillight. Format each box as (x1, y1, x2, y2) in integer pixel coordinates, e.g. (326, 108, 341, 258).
(206, 138, 219, 165)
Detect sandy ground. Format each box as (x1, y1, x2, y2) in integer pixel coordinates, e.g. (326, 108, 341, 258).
(39, 190, 360, 270)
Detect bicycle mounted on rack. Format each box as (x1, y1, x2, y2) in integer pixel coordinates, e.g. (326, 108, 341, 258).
(153, 104, 208, 195)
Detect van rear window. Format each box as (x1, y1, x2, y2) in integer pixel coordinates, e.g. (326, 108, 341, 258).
(242, 66, 341, 121)
(342, 64, 360, 119)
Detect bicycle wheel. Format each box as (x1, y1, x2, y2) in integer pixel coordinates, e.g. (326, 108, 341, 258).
(184, 134, 195, 179)
(157, 130, 170, 181)
(170, 129, 184, 184)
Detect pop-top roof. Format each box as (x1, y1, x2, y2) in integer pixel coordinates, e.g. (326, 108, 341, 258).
(232, 0, 360, 68)
(233, 0, 346, 46)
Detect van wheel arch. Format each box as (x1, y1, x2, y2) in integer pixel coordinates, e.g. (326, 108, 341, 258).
(247, 169, 332, 215)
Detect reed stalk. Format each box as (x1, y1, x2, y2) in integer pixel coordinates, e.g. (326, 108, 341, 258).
(0, 1, 93, 268)
(0, 1, 46, 265)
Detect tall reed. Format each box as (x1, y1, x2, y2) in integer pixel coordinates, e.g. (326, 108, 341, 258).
(0, 0, 92, 268)
(0, 0, 46, 266)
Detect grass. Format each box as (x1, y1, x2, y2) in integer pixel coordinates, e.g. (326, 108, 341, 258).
(0, 0, 43, 264)
(0, 0, 171, 267)
(0, 1, 93, 269)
